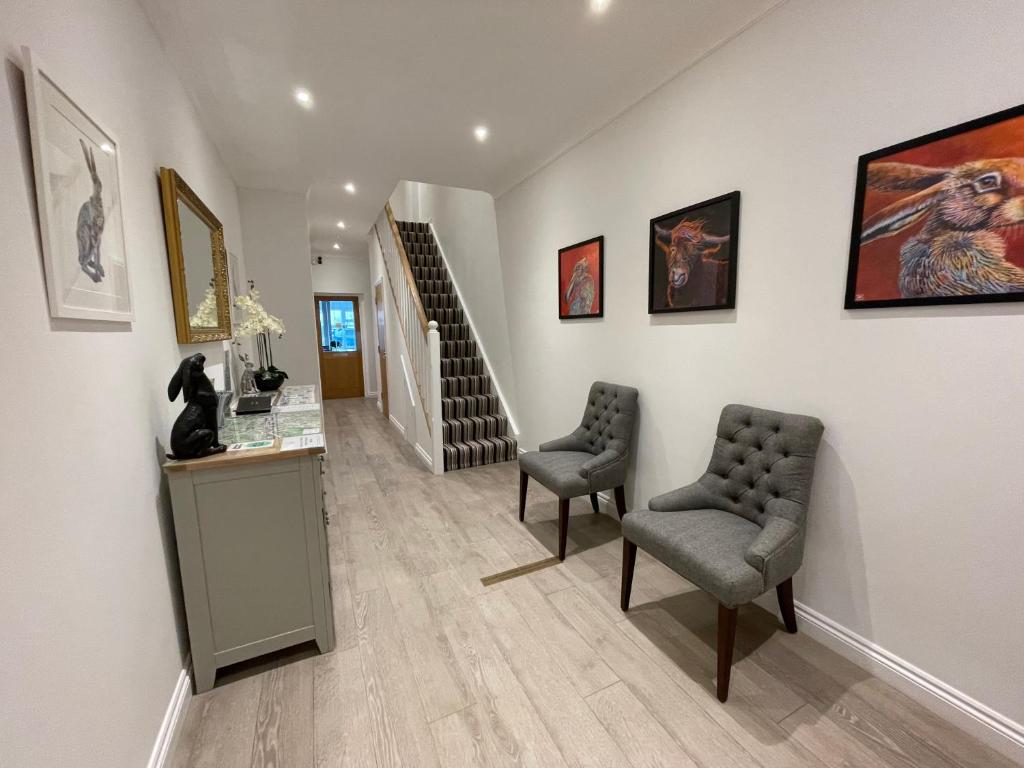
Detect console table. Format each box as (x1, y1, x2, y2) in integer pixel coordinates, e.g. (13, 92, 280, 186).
(163, 386, 335, 692)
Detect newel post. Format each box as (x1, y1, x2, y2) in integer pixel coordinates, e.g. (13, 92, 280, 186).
(427, 320, 443, 474)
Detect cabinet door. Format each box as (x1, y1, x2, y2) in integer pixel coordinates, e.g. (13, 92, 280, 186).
(307, 455, 336, 652)
(194, 464, 314, 654)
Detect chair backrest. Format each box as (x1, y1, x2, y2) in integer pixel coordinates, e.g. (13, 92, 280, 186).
(572, 381, 639, 457)
(700, 404, 823, 528)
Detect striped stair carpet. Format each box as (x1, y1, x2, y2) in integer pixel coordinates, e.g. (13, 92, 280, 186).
(397, 220, 518, 471)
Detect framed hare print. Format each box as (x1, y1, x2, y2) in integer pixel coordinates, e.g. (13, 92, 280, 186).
(23, 47, 133, 322)
(846, 103, 1024, 309)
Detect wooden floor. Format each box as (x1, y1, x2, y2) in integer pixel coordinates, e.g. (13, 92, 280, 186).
(169, 398, 1014, 768)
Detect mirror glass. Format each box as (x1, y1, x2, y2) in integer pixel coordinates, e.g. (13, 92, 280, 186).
(179, 199, 216, 328)
(160, 167, 231, 343)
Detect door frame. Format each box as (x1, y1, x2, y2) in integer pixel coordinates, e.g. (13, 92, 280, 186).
(314, 293, 366, 399)
(374, 280, 389, 419)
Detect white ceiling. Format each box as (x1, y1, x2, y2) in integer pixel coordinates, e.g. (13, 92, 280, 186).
(141, 0, 781, 257)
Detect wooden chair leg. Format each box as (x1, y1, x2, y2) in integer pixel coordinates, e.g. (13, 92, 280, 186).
(519, 471, 528, 522)
(613, 485, 627, 520)
(589, 493, 600, 514)
(717, 604, 738, 703)
(621, 539, 637, 611)
(776, 578, 798, 633)
(557, 498, 570, 560)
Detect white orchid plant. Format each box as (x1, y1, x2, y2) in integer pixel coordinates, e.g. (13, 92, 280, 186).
(233, 281, 287, 381)
(189, 283, 220, 328)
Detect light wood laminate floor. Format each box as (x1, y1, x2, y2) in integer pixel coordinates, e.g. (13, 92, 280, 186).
(169, 398, 1016, 768)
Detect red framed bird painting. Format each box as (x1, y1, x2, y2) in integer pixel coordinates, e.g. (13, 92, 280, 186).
(558, 236, 603, 320)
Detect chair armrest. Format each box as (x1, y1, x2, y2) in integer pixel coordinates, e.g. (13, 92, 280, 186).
(539, 433, 590, 453)
(578, 448, 622, 478)
(647, 481, 719, 512)
(744, 516, 803, 586)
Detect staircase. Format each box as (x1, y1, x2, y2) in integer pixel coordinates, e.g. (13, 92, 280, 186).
(396, 221, 518, 471)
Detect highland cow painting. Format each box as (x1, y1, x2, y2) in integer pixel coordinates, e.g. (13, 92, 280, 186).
(649, 192, 739, 314)
(846, 103, 1024, 309)
(558, 236, 603, 319)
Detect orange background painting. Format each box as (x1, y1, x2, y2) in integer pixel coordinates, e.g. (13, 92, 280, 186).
(854, 112, 1024, 300)
(559, 240, 601, 316)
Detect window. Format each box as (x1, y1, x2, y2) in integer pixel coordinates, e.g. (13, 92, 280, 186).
(318, 298, 358, 352)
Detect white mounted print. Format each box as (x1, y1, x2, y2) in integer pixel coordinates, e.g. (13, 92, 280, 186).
(23, 47, 133, 322)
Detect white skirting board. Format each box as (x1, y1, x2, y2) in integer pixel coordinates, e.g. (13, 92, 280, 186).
(147, 662, 192, 768)
(415, 443, 433, 470)
(560, 478, 1024, 762)
(388, 413, 406, 436)
(791, 601, 1024, 763)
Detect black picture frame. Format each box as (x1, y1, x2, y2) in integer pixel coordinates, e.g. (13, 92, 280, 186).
(558, 235, 604, 320)
(844, 102, 1024, 309)
(648, 191, 740, 314)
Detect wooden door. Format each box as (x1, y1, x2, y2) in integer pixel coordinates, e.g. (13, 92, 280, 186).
(374, 281, 389, 418)
(314, 294, 365, 399)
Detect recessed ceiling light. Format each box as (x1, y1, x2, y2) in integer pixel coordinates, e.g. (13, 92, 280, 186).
(590, 0, 611, 13)
(293, 87, 313, 108)
(473, 125, 489, 142)
(344, 182, 356, 194)
(336, 220, 346, 229)
(332, 243, 341, 250)
(99, 142, 114, 154)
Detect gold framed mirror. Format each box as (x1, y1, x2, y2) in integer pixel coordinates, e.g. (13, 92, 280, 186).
(159, 167, 231, 343)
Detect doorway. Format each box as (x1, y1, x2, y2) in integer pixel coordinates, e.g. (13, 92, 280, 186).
(374, 281, 389, 418)
(314, 294, 365, 399)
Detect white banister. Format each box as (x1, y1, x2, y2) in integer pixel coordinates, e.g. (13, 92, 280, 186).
(373, 203, 444, 472)
(428, 320, 442, 475)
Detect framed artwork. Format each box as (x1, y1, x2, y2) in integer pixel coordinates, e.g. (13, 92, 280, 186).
(649, 191, 740, 313)
(558, 235, 604, 319)
(845, 103, 1024, 309)
(23, 47, 133, 322)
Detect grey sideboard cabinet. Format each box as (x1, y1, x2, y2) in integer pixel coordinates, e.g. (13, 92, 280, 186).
(164, 449, 335, 692)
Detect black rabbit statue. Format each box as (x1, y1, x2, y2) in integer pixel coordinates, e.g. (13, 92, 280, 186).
(168, 353, 228, 460)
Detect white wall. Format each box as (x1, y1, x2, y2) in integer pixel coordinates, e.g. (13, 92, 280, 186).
(0, 1, 245, 765)
(238, 187, 319, 388)
(495, 0, 1024, 754)
(312, 252, 377, 395)
(401, 181, 520, 430)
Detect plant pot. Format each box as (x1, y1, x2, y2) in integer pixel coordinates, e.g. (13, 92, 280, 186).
(254, 369, 287, 391)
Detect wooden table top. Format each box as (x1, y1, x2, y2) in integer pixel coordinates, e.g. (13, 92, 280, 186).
(162, 438, 325, 473)
(163, 385, 326, 473)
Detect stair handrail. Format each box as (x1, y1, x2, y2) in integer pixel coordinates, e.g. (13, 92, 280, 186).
(386, 202, 429, 334)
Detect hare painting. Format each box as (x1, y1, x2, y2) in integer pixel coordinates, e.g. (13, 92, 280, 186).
(76, 139, 106, 283)
(860, 158, 1024, 298)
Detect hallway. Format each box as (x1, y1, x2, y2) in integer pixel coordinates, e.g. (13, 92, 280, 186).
(169, 399, 1012, 768)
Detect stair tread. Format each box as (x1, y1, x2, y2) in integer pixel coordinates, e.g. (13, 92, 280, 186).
(442, 435, 519, 471)
(398, 218, 516, 470)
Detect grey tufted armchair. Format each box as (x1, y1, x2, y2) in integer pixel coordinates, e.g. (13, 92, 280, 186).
(621, 404, 823, 702)
(518, 381, 639, 560)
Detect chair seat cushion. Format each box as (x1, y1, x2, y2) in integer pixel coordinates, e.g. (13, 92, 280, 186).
(518, 450, 591, 498)
(622, 508, 764, 607)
